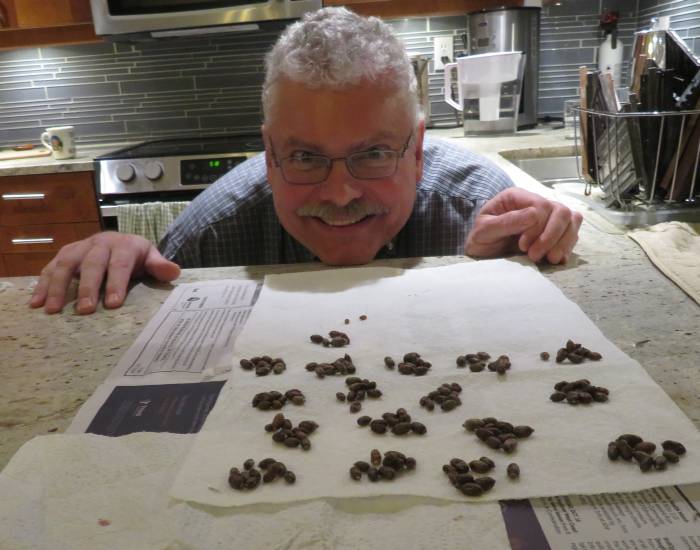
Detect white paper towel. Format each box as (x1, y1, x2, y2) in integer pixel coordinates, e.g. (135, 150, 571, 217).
(170, 260, 700, 507)
(0, 433, 511, 550)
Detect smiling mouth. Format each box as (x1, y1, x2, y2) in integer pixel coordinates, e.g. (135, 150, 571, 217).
(297, 200, 388, 228)
(314, 213, 377, 227)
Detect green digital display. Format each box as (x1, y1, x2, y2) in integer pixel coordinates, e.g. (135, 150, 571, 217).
(181, 156, 247, 186)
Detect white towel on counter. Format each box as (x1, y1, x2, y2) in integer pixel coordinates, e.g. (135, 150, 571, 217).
(628, 222, 700, 306)
(116, 202, 190, 244)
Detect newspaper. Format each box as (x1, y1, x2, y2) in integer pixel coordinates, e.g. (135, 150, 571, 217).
(501, 484, 700, 549)
(113, 279, 260, 378)
(67, 279, 260, 434)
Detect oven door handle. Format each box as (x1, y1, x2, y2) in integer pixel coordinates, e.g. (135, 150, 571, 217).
(100, 204, 118, 218)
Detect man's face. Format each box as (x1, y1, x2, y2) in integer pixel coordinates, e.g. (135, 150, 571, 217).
(262, 79, 425, 265)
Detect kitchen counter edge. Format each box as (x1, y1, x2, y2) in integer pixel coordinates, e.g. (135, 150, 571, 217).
(0, 127, 571, 177)
(0, 143, 135, 177)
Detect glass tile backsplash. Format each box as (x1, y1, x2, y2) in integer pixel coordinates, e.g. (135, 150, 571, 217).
(0, 1, 698, 147)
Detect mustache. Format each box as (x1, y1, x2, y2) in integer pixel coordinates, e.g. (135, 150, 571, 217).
(296, 200, 389, 219)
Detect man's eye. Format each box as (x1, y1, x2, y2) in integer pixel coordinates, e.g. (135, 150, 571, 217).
(289, 151, 316, 163)
(356, 149, 393, 162)
(284, 151, 327, 172)
(366, 149, 390, 160)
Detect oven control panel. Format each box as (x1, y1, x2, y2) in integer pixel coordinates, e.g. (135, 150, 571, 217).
(181, 156, 248, 185)
(97, 152, 259, 195)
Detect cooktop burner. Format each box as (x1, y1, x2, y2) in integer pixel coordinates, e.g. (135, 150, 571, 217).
(96, 134, 265, 160)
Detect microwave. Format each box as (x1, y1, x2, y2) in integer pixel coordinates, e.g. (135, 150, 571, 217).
(89, 0, 323, 40)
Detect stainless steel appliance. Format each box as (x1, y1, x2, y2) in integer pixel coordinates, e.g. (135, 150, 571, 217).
(89, 0, 322, 40)
(94, 135, 264, 226)
(467, 7, 540, 129)
(409, 53, 432, 127)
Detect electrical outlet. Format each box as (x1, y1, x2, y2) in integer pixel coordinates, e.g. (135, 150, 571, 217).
(433, 35, 454, 71)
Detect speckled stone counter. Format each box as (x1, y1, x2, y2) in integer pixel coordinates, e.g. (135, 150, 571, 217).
(1, 126, 699, 471)
(2, 224, 699, 470)
(0, 143, 133, 177)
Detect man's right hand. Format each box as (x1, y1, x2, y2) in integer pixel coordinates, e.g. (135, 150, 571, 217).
(29, 231, 181, 315)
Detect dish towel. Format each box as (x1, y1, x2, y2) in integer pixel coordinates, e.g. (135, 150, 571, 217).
(628, 221, 700, 305)
(116, 201, 190, 245)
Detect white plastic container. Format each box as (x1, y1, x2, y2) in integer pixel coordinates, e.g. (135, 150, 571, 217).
(443, 51, 525, 135)
(598, 34, 624, 85)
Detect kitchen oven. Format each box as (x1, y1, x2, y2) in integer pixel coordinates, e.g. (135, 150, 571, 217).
(94, 135, 264, 230)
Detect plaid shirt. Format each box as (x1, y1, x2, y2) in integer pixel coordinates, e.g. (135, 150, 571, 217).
(158, 137, 513, 267)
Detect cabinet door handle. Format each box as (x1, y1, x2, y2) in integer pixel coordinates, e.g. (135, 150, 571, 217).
(11, 237, 54, 245)
(2, 193, 46, 200)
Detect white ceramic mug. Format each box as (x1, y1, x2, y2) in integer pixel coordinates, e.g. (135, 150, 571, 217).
(41, 126, 76, 160)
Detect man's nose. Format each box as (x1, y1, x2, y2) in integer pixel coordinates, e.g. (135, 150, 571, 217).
(316, 159, 363, 205)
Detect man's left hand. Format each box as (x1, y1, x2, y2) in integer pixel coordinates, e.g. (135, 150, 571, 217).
(465, 187, 583, 264)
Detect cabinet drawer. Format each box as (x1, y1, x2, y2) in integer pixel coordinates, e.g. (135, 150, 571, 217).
(15, 0, 76, 27)
(1, 252, 56, 277)
(1, 222, 100, 254)
(0, 171, 98, 226)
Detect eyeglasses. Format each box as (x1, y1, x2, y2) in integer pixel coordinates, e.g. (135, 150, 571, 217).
(268, 131, 414, 185)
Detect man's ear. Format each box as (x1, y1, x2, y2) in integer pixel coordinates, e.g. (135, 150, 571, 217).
(414, 119, 426, 183)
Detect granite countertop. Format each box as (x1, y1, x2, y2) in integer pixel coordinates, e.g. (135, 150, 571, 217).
(0, 143, 133, 177)
(1, 125, 699, 472)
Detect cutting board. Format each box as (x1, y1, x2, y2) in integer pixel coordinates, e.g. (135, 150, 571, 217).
(0, 147, 52, 161)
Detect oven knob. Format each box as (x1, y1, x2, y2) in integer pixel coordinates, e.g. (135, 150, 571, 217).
(116, 164, 136, 183)
(144, 162, 164, 181)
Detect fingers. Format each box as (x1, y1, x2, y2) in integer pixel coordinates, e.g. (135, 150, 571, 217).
(466, 206, 539, 258)
(481, 207, 540, 243)
(143, 245, 181, 283)
(75, 244, 112, 314)
(523, 202, 571, 262)
(30, 232, 169, 315)
(545, 211, 583, 264)
(102, 238, 155, 309)
(102, 239, 180, 309)
(30, 240, 92, 314)
(525, 206, 583, 264)
(29, 267, 52, 309)
(101, 247, 135, 309)
(467, 188, 583, 264)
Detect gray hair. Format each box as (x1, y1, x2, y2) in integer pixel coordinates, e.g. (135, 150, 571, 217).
(262, 7, 419, 124)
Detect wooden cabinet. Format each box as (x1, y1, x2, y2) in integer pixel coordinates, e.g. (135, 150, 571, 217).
(0, 171, 101, 276)
(0, 0, 98, 50)
(1, 0, 92, 28)
(0, 1, 17, 28)
(323, 0, 524, 17)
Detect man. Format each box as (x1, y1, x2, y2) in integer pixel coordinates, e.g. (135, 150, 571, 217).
(30, 7, 582, 315)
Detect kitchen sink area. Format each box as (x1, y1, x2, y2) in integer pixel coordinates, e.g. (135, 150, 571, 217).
(510, 155, 700, 228)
